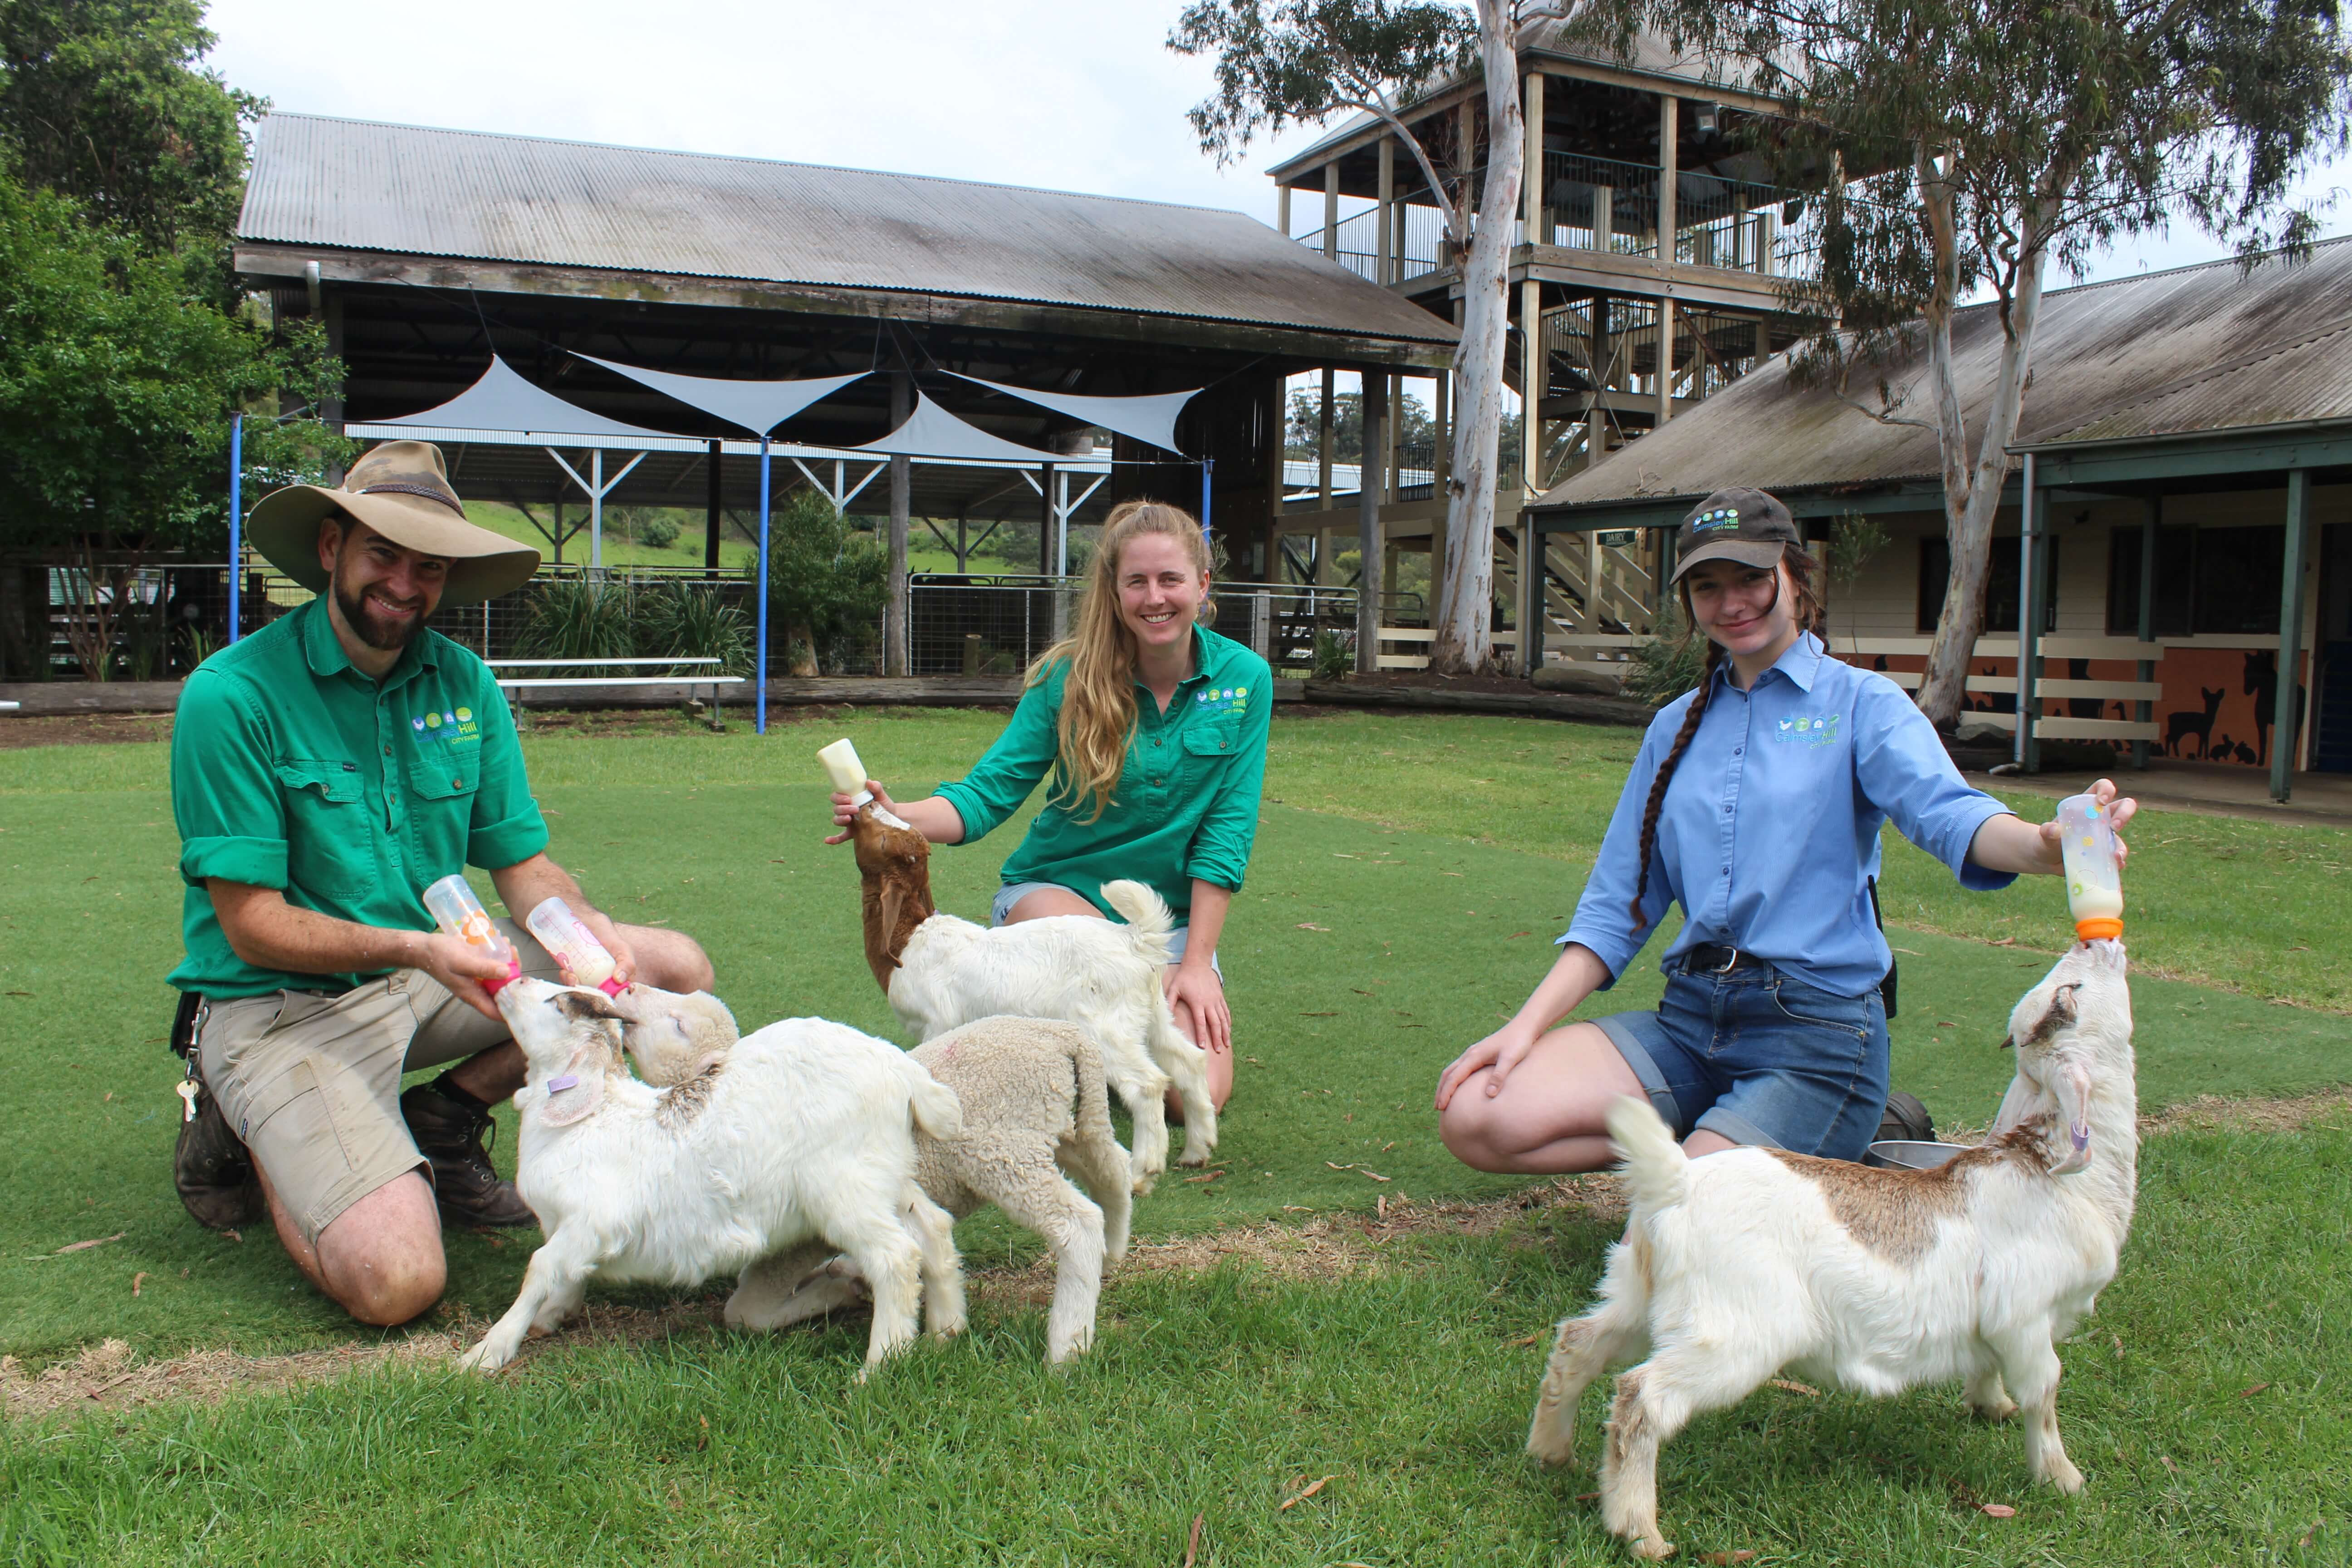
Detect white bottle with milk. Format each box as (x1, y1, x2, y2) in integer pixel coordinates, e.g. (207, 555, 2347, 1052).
(524, 896, 625, 995)
(818, 738, 873, 807)
(421, 874, 522, 995)
(2054, 793, 2125, 941)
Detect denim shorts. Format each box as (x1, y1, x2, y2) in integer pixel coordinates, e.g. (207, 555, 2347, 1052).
(1592, 960, 1890, 1160)
(991, 881, 1219, 976)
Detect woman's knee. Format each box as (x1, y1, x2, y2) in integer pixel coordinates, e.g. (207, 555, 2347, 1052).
(1438, 1078, 1516, 1172)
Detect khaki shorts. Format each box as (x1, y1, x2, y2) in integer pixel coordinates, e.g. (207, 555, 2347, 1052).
(195, 920, 559, 1245)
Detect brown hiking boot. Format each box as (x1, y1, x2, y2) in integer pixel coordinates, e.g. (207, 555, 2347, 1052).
(173, 1060, 264, 1231)
(400, 1073, 537, 1229)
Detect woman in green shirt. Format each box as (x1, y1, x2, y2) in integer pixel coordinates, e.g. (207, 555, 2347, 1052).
(829, 500, 1270, 1112)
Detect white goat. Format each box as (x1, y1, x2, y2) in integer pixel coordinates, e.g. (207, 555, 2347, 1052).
(657, 1016, 1136, 1364)
(457, 979, 966, 1376)
(1527, 940, 2138, 1559)
(850, 802, 1215, 1189)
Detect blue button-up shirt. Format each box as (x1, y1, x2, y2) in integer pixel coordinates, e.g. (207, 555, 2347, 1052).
(1563, 631, 2015, 997)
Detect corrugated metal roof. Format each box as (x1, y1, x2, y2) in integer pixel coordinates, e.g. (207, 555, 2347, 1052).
(239, 113, 1456, 346)
(1531, 234, 2352, 514)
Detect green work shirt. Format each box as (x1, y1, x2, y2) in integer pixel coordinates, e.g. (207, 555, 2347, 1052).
(167, 597, 549, 999)
(934, 623, 1272, 924)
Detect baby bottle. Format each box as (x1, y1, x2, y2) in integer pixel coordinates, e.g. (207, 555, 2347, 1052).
(421, 873, 522, 995)
(818, 737, 873, 808)
(2054, 794, 2125, 941)
(524, 896, 625, 995)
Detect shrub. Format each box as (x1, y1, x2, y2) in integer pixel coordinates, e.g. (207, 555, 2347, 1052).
(519, 578, 637, 663)
(638, 515, 681, 549)
(635, 581, 749, 676)
(1312, 628, 1353, 681)
(766, 489, 887, 675)
(1617, 601, 1706, 706)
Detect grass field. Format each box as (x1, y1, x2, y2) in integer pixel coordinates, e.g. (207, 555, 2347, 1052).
(2, 707, 2347, 1564)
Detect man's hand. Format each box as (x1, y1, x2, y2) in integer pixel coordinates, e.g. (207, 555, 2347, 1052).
(416, 931, 514, 1020)
(2033, 776, 2137, 871)
(569, 905, 639, 989)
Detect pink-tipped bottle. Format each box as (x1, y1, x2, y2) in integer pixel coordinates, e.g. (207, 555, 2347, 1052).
(421, 874, 522, 994)
(524, 897, 625, 995)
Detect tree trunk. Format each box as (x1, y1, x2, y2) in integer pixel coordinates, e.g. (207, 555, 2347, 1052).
(1916, 230, 2051, 727)
(1430, 2, 1522, 676)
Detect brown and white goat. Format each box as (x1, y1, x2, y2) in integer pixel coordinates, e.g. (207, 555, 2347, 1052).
(848, 800, 1214, 1188)
(1527, 940, 2138, 1559)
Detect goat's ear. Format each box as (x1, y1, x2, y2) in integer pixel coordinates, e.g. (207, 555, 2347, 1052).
(876, 881, 909, 951)
(539, 1045, 608, 1127)
(2024, 982, 2082, 1049)
(556, 989, 627, 1023)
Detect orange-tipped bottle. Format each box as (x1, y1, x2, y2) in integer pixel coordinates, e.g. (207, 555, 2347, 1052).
(2055, 794, 2124, 941)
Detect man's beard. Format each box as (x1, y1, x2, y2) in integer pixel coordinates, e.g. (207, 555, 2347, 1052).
(333, 571, 429, 652)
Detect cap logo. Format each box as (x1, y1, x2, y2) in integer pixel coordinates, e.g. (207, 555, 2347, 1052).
(1692, 508, 1741, 532)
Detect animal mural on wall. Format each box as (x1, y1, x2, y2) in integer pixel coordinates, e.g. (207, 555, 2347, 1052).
(2243, 651, 2308, 767)
(2165, 688, 2224, 759)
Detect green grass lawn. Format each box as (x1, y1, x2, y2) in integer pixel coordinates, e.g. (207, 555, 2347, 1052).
(2, 708, 2347, 1564)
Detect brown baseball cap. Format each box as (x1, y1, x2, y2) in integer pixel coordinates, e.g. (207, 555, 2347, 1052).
(1669, 486, 1801, 582)
(245, 441, 540, 605)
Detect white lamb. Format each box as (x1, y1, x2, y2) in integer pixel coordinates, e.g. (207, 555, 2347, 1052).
(631, 1010, 1136, 1364)
(849, 801, 1215, 1189)
(1527, 940, 2138, 1559)
(456, 978, 966, 1376)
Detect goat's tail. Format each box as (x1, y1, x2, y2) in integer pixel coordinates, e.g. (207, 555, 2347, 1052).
(902, 1058, 964, 1140)
(1606, 1095, 1689, 1214)
(1099, 879, 1177, 968)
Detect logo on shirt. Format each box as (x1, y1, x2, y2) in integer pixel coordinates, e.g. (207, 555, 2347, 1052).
(411, 706, 482, 748)
(1773, 713, 1842, 747)
(1193, 683, 1250, 716)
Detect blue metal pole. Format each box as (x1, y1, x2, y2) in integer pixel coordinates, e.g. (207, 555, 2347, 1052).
(756, 437, 771, 735)
(1200, 457, 1213, 543)
(226, 412, 244, 644)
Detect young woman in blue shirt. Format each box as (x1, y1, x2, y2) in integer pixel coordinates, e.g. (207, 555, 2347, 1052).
(1436, 487, 2136, 1169)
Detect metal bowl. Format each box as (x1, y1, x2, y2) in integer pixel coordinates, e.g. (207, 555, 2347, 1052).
(1863, 1139, 1968, 1171)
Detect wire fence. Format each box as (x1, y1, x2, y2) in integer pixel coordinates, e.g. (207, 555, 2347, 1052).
(27, 562, 1365, 685)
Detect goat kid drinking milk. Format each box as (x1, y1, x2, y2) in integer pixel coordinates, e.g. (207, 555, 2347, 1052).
(1436, 487, 2137, 1169)
(827, 500, 1269, 1116)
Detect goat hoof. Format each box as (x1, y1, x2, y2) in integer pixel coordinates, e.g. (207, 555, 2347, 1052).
(1628, 1532, 1676, 1560)
(1970, 1397, 2019, 1422)
(2039, 1456, 2085, 1494)
(455, 1342, 509, 1375)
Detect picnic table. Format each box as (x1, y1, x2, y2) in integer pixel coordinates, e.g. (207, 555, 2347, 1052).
(485, 658, 743, 730)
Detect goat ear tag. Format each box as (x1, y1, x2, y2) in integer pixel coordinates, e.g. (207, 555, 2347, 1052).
(540, 1073, 602, 1127)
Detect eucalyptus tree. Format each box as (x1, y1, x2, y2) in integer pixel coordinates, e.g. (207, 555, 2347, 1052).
(1171, 0, 1570, 674)
(1586, 0, 2350, 726)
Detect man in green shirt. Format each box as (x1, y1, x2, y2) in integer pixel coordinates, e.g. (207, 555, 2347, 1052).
(169, 441, 713, 1326)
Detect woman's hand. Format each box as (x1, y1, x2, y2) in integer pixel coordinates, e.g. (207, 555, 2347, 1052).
(825, 779, 895, 845)
(1435, 1019, 1541, 1112)
(1164, 958, 1230, 1057)
(2032, 777, 2139, 871)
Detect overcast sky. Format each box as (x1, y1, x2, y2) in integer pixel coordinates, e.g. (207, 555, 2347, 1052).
(206, 0, 2347, 288)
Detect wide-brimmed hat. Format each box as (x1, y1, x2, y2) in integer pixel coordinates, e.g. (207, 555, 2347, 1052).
(1669, 486, 1801, 583)
(245, 441, 539, 605)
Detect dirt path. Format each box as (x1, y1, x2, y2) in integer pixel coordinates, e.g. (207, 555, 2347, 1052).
(10, 1089, 2346, 1425)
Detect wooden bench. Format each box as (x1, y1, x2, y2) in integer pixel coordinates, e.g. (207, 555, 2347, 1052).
(485, 658, 744, 730)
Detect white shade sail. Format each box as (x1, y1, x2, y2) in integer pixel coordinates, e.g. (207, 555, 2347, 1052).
(571, 353, 868, 436)
(853, 393, 1065, 464)
(376, 355, 678, 443)
(943, 372, 1199, 455)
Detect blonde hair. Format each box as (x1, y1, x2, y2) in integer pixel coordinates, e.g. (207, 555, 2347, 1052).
(1032, 499, 1214, 821)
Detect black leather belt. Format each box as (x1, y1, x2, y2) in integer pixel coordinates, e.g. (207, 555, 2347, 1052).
(1683, 943, 1769, 975)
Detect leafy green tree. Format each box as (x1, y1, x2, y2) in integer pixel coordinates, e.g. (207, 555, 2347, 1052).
(0, 0, 259, 268)
(1585, 0, 2352, 725)
(0, 172, 344, 675)
(1284, 385, 1439, 462)
(766, 487, 888, 676)
(1171, 0, 1548, 675)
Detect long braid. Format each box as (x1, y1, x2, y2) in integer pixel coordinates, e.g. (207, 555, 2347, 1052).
(1625, 544, 1827, 931)
(1628, 627, 1723, 931)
